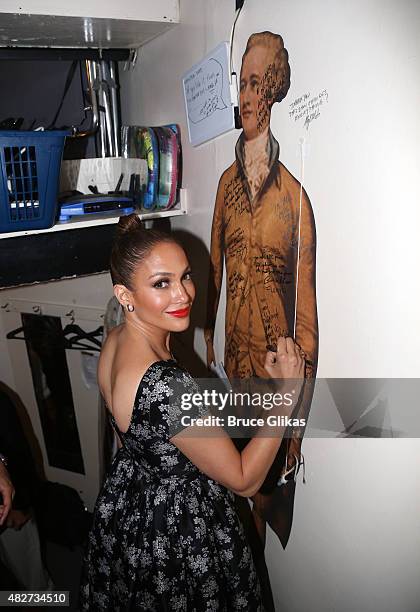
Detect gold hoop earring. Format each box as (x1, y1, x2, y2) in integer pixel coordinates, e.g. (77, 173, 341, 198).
(126, 304, 135, 312)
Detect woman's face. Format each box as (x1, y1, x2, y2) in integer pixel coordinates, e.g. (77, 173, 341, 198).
(240, 44, 273, 140)
(128, 241, 195, 333)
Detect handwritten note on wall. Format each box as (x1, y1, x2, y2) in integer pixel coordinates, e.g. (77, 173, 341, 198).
(182, 42, 234, 147)
(289, 89, 329, 130)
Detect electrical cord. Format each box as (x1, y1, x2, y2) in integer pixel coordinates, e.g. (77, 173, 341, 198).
(229, 1, 245, 79)
(229, 0, 245, 128)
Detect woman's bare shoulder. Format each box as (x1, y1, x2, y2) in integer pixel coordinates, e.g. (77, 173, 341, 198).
(98, 325, 123, 377)
(105, 322, 124, 344)
(98, 324, 164, 425)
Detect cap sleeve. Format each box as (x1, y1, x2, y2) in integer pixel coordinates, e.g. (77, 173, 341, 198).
(148, 364, 211, 440)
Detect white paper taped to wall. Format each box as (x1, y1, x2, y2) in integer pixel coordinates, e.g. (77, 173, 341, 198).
(81, 352, 99, 390)
(182, 42, 235, 147)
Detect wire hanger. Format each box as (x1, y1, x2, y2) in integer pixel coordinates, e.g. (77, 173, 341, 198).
(6, 323, 104, 352)
(6, 326, 25, 341)
(62, 324, 103, 352)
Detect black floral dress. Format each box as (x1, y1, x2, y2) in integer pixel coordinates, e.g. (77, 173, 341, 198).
(79, 359, 264, 611)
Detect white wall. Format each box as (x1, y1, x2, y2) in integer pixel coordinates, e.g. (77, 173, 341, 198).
(120, 1, 420, 610)
(122, 0, 420, 377)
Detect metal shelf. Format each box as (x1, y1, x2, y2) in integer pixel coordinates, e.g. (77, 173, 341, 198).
(0, 188, 188, 239)
(0, 1, 179, 49)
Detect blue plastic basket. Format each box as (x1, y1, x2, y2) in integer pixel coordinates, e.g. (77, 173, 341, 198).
(0, 130, 69, 233)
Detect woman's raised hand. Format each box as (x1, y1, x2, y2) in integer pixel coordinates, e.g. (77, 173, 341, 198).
(264, 336, 305, 380)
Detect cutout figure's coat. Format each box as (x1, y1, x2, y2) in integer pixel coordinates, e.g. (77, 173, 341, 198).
(206, 129, 317, 380)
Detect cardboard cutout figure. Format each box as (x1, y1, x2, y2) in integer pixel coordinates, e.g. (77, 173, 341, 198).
(205, 31, 318, 549)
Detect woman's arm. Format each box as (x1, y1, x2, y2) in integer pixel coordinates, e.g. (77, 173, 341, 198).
(171, 337, 304, 497)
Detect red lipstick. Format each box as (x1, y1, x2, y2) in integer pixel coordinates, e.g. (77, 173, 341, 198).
(166, 306, 190, 318)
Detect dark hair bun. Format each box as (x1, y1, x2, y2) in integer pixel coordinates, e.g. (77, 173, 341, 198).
(110, 214, 182, 289)
(116, 213, 143, 237)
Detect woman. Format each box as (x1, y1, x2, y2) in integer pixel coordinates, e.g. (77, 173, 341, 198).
(205, 31, 318, 550)
(0, 455, 14, 527)
(79, 214, 304, 610)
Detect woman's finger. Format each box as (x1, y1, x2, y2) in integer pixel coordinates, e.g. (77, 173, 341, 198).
(264, 350, 276, 367)
(276, 336, 287, 356)
(285, 337, 295, 354)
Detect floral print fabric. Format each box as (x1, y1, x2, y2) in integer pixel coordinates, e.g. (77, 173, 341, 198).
(79, 359, 264, 611)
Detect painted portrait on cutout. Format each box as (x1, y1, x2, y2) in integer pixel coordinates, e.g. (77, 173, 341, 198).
(205, 31, 319, 549)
